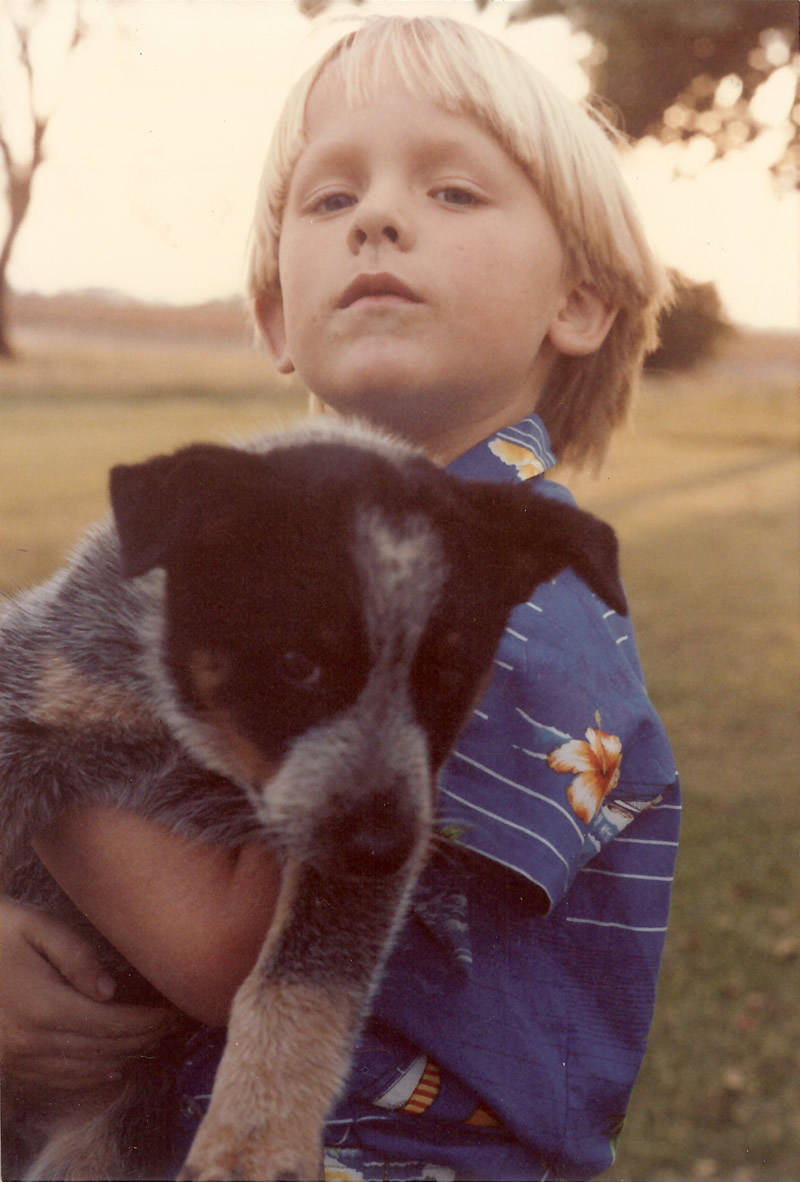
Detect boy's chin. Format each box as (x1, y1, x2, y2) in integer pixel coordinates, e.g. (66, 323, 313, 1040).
(313, 384, 450, 443)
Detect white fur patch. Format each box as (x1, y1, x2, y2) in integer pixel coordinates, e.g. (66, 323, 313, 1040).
(354, 506, 445, 668)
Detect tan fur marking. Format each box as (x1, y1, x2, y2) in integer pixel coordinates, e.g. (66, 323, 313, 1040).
(187, 649, 283, 786)
(195, 705, 280, 787)
(33, 653, 153, 729)
(189, 647, 232, 700)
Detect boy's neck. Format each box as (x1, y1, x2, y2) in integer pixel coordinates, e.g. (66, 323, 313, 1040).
(316, 396, 542, 467)
(391, 403, 543, 467)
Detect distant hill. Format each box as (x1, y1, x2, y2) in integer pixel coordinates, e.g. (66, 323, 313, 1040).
(7, 288, 798, 376)
(9, 290, 254, 348)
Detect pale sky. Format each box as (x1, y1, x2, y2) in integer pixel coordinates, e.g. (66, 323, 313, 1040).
(2, 0, 798, 329)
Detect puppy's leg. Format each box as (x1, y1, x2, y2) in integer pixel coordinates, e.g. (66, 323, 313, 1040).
(17, 1077, 142, 1182)
(178, 856, 418, 1182)
(22, 1105, 129, 1182)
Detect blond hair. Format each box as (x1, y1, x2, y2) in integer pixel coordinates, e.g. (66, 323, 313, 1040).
(247, 15, 670, 469)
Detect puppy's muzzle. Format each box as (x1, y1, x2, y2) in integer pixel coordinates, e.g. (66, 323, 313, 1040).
(323, 784, 422, 878)
(261, 706, 434, 881)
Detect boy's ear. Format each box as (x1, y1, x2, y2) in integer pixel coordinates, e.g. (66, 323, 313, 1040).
(547, 282, 618, 357)
(254, 289, 295, 374)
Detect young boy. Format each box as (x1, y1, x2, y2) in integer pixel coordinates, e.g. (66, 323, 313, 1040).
(179, 16, 679, 1179)
(3, 15, 679, 1181)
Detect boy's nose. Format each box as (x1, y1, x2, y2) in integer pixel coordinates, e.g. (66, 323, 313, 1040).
(348, 198, 414, 253)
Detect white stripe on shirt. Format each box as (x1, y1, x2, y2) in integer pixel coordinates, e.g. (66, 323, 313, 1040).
(565, 916, 669, 933)
(450, 751, 584, 838)
(580, 867, 675, 882)
(440, 784, 571, 870)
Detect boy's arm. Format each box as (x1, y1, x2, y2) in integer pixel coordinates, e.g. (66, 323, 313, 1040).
(33, 807, 280, 1027)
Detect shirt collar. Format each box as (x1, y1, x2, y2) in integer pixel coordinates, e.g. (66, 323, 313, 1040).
(446, 414, 557, 483)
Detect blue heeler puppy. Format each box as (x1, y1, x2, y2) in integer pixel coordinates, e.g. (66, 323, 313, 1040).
(0, 417, 626, 1181)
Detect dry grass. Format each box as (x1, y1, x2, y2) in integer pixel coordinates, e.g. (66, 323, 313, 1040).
(1, 337, 307, 590)
(571, 370, 800, 1182)
(1, 331, 799, 1181)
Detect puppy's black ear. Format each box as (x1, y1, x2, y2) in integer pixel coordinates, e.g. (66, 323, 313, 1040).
(465, 483, 628, 616)
(110, 444, 242, 579)
(530, 497, 627, 616)
(111, 453, 181, 578)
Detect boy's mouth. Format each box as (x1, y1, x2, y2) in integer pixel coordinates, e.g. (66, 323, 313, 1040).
(338, 273, 421, 309)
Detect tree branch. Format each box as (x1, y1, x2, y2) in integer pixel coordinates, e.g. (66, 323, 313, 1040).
(0, 0, 90, 356)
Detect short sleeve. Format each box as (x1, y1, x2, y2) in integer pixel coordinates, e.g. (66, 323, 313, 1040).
(436, 477, 677, 913)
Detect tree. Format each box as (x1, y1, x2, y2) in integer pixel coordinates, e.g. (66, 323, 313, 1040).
(0, 0, 89, 358)
(511, 1, 798, 185)
(645, 270, 733, 373)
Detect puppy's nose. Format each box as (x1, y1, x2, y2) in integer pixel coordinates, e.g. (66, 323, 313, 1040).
(328, 788, 420, 877)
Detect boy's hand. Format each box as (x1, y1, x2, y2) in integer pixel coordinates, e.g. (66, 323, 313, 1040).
(0, 898, 173, 1092)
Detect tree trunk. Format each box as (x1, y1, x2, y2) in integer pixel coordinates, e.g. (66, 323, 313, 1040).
(0, 166, 38, 361)
(0, 117, 46, 362)
(0, 272, 13, 360)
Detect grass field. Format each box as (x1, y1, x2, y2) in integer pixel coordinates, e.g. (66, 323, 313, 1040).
(1, 330, 798, 1181)
(570, 370, 800, 1182)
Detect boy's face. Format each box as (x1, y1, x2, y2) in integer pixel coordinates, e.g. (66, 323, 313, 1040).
(260, 66, 600, 460)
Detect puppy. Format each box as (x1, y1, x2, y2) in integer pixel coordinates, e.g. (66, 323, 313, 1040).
(0, 417, 626, 1181)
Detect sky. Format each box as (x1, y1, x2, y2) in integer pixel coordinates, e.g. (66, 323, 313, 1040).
(2, 0, 798, 330)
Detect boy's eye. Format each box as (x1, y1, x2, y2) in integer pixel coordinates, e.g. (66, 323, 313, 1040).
(433, 186, 480, 207)
(310, 191, 355, 215)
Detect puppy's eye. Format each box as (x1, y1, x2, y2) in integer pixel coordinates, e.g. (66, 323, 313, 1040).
(433, 630, 470, 697)
(436, 665, 467, 698)
(278, 651, 322, 689)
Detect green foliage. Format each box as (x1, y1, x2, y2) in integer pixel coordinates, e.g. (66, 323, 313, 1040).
(514, 1, 798, 134)
(514, 0, 800, 195)
(645, 270, 735, 373)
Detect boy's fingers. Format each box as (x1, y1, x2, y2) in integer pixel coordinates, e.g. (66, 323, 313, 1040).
(7, 997, 179, 1093)
(75, 999, 180, 1043)
(18, 910, 181, 1040)
(25, 908, 116, 1003)
(62, 1004, 173, 1046)
(43, 976, 181, 1043)
(20, 907, 183, 1035)
(25, 1022, 164, 1063)
(8, 1052, 126, 1092)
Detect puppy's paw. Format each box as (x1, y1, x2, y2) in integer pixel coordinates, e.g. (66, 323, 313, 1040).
(178, 1157, 309, 1181)
(178, 1130, 321, 1182)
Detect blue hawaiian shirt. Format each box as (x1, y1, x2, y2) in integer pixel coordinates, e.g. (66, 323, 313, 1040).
(172, 415, 680, 1182)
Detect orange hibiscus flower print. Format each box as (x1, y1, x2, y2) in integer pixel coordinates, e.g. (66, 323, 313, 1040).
(547, 727, 622, 823)
(487, 439, 545, 480)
